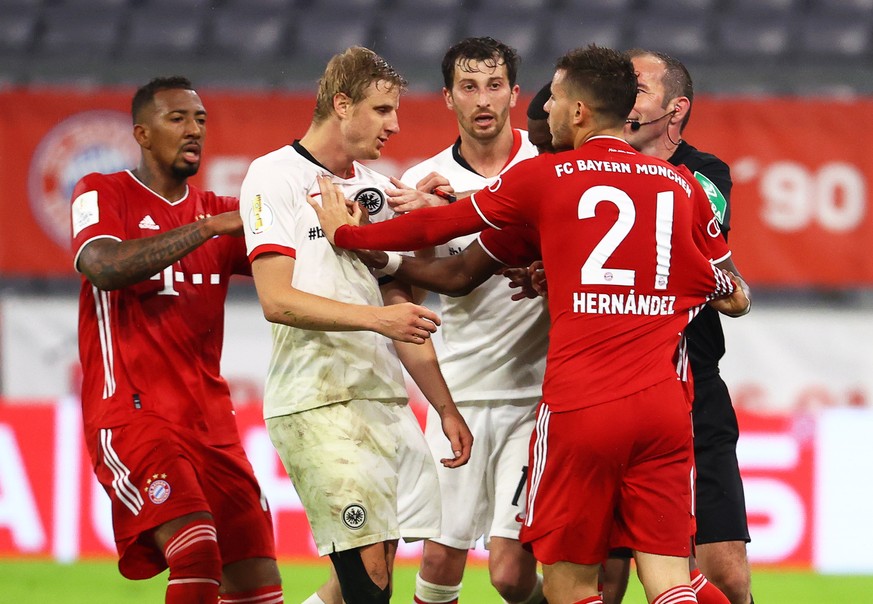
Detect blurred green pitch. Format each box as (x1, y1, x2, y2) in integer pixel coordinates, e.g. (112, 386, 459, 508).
(2, 559, 873, 602)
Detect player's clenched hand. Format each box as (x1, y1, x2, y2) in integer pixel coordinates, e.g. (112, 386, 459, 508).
(439, 410, 473, 468)
(386, 176, 445, 213)
(529, 261, 547, 298)
(372, 302, 440, 343)
(201, 211, 244, 237)
(503, 261, 547, 301)
(308, 175, 361, 244)
(501, 267, 539, 301)
(708, 269, 751, 317)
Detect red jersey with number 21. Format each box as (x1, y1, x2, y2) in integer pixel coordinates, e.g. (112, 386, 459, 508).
(470, 136, 733, 412)
(71, 170, 250, 446)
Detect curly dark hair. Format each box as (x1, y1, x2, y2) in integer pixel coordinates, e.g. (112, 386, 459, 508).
(441, 36, 520, 89)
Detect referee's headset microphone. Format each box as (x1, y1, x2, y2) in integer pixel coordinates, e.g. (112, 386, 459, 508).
(626, 107, 679, 132)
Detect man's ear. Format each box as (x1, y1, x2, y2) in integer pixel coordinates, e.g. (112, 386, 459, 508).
(443, 87, 454, 111)
(333, 92, 352, 118)
(670, 96, 691, 124)
(508, 83, 520, 109)
(573, 99, 590, 126)
(133, 123, 149, 148)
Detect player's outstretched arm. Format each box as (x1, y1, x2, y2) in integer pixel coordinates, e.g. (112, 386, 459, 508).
(311, 176, 488, 251)
(77, 211, 242, 290)
(252, 252, 440, 343)
(372, 241, 500, 297)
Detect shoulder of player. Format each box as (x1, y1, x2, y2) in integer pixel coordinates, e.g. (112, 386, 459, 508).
(72, 170, 128, 202)
(673, 142, 728, 173)
(76, 170, 124, 189)
(194, 186, 239, 213)
(248, 144, 301, 172)
(350, 161, 392, 187)
(400, 146, 455, 183)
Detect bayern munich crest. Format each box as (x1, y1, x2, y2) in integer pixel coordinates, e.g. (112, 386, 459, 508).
(146, 475, 172, 505)
(354, 187, 385, 214)
(28, 110, 139, 249)
(341, 503, 367, 530)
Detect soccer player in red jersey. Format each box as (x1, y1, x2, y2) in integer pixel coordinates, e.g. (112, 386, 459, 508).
(310, 46, 750, 604)
(71, 76, 283, 604)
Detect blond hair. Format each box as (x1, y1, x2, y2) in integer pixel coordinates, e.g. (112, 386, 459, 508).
(313, 47, 407, 123)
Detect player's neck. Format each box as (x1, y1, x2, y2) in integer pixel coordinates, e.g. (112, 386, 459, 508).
(575, 125, 625, 149)
(131, 165, 188, 202)
(457, 125, 515, 178)
(300, 126, 355, 179)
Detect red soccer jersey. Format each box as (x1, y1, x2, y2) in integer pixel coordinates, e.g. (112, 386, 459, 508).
(71, 171, 250, 446)
(470, 137, 733, 411)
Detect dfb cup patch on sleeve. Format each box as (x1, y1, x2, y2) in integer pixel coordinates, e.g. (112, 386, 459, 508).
(354, 188, 385, 214)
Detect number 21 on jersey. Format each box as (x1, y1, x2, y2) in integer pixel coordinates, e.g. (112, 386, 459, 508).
(578, 185, 673, 291)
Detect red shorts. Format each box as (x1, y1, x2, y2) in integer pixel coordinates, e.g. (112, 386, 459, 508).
(521, 379, 695, 565)
(89, 413, 276, 579)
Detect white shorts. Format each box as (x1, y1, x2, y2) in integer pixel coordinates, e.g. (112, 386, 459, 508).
(424, 397, 539, 550)
(267, 399, 440, 556)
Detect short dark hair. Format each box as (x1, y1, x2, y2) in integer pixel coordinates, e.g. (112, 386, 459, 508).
(131, 76, 194, 124)
(527, 81, 551, 120)
(626, 48, 694, 131)
(441, 37, 520, 89)
(555, 45, 637, 127)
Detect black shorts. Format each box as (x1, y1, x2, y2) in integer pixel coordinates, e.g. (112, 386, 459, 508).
(692, 374, 751, 544)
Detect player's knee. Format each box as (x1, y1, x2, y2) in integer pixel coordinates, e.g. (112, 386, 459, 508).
(163, 519, 222, 584)
(329, 549, 390, 604)
(711, 573, 751, 604)
(701, 563, 750, 603)
(490, 567, 532, 602)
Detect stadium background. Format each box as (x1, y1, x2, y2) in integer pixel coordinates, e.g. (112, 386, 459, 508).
(1, 0, 872, 593)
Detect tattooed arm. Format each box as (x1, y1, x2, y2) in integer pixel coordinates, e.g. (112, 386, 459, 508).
(77, 211, 242, 290)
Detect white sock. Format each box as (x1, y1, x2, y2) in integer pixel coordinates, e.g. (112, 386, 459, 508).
(414, 572, 462, 603)
(504, 573, 545, 604)
(302, 594, 327, 604)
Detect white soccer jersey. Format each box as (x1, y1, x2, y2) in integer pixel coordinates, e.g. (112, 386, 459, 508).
(241, 142, 408, 419)
(401, 130, 548, 402)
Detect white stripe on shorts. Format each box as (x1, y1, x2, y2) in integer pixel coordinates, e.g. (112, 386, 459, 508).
(99, 428, 143, 515)
(525, 403, 551, 527)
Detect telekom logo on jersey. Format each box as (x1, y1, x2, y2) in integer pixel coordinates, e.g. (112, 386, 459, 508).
(150, 266, 223, 296)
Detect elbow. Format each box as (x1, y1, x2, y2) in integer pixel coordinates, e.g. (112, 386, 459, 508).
(259, 297, 291, 325)
(443, 277, 479, 297)
(261, 304, 284, 325)
(443, 271, 491, 298)
(79, 268, 124, 291)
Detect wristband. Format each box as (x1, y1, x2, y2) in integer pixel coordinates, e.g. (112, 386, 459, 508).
(431, 188, 457, 204)
(381, 252, 403, 276)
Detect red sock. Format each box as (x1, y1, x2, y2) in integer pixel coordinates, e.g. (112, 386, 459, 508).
(574, 597, 603, 604)
(166, 579, 220, 604)
(653, 585, 697, 604)
(163, 521, 221, 604)
(220, 585, 284, 603)
(690, 568, 730, 604)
